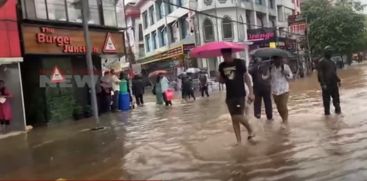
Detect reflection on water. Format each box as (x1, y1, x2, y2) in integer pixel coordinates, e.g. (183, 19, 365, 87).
(1, 65, 367, 180)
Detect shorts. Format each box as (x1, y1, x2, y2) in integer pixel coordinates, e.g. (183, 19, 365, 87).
(226, 97, 245, 116)
(0, 120, 10, 125)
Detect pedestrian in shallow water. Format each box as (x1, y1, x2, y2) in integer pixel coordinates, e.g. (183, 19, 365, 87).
(218, 48, 255, 144)
(160, 74, 172, 106)
(154, 75, 164, 105)
(250, 58, 273, 121)
(100, 71, 112, 113)
(317, 46, 342, 116)
(270, 56, 293, 129)
(132, 74, 145, 106)
(199, 72, 209, 97)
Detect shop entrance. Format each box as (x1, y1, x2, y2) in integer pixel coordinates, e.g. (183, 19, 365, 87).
(21, 55, 101, 126)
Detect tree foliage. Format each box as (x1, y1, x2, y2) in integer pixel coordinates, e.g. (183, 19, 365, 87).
(302, 0, 366, 56)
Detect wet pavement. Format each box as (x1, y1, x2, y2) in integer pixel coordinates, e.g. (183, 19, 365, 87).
(1, 64, 367, 180)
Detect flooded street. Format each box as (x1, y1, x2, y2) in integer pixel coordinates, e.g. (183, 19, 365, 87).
(1, 64, 367, 180)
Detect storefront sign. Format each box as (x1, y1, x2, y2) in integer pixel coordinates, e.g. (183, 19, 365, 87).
(21, 24, 125, 55)
(248, 28, 276, 41)
(139, 45, 184, 64)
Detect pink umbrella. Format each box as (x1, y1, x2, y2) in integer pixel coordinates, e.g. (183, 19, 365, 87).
(190, 41, 247, 58)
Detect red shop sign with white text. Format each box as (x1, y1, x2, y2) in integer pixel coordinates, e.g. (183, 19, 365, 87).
(21, 24, 125, 55)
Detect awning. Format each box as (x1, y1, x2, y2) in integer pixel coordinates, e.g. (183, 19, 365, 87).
(138, 44, 195, 65)
(0, 57, 23, 65)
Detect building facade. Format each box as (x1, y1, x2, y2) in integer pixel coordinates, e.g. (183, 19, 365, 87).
(132, 0, 196, 77)
(195, 0, 301, 75)
(19, 0, 126, 126)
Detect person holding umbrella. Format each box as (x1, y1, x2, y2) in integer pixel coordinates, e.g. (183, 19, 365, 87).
(191, 42, 254, 143)
(219, 48, 255, 143)
(249, 57, 273, 120)
(270, 56, 293, 129)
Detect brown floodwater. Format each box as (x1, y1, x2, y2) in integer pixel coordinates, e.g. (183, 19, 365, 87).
(1, 64, 367, 180)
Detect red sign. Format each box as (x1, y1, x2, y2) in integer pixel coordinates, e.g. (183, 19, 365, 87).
(103, 33, 117, 53)
(0, 0, 21, 58)
(247, 28, 276, 41)
(36, 27, 101, 54)
(290, 22, 307, 35)
(51, 66, 65, 83)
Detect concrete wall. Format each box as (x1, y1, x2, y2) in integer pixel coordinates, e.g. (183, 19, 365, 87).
(0, 63, 26, 131)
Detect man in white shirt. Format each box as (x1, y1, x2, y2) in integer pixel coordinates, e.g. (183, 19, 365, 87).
(270, 56, 293, 128)
(110, 69, 121, 112)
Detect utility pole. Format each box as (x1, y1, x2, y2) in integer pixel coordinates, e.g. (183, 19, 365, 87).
(82, 0, 100, 124)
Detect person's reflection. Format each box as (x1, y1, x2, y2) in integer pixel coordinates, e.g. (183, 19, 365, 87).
(229, 128, 300, 180)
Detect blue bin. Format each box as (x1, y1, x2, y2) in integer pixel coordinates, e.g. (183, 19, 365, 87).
(119, 93, 130, 111)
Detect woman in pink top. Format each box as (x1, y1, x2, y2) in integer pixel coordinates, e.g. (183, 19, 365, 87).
(0, 80, 13, 132)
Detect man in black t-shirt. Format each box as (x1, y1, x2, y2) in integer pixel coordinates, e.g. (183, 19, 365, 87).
(219, 49, 255, 144)
(317, 48, 341, 115)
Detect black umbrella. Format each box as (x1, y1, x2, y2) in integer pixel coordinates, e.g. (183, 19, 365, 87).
(250, 48, 294, 58)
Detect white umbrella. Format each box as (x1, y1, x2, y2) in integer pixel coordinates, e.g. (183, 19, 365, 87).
(185, 68, 201, 74)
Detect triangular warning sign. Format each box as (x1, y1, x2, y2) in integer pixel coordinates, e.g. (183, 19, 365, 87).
(51, 66, 64, 83)
(103, 33, 117, 53)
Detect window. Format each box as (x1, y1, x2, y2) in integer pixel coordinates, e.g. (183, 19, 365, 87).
(34, 0, 47, 19)
(222, 16, 233, 40)
(269, 0, 274, 9)
(257, 13, 264, 27)
(145, 34, 151, 52)
(203, 18, 214, 41)
(170, 0, 176, 11)
(103, 0, 117, 26)
(204, 0, 213, 5)
(88, 0, 101, 25)
(149, 6, 155, 25)
(238, 16, 245, 41)
(277, 6, 283, 22)
(246, 12, 251, 28)
(255, 0, 263, 5)
(143, 11, 148, 29)
(169, 22, 179, 43)
(67, 0, 82, 22)
(152, 31, 157, 50)
(138, 24, 144, 41)
(270, 17, 276, 27)
(159, 26, 167, 47)
(156, 0, 164, 20)
(166, 0, 173, 14)
(46, 0, 67, 21)
(180, 17, 189, 39)
(177, 0, 183, 6)
(22, 0, 118, 26)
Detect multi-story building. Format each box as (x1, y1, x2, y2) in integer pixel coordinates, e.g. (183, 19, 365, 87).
(195, 0, 301, 74)
(132, 0, 196, 76)
(125, 1, 145, 61)
(129, 0, 301, 76)
(18, 0, 126, 126)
